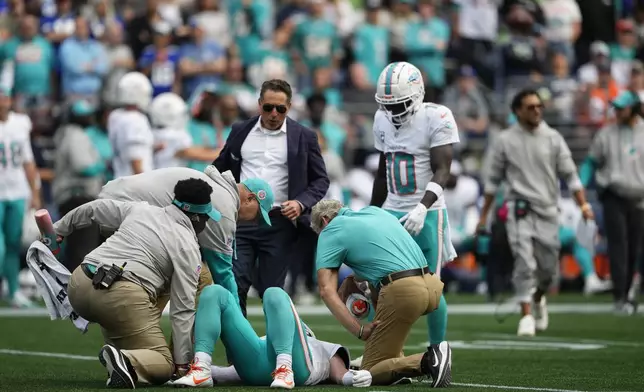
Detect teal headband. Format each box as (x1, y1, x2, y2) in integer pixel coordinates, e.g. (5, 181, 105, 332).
(172, 199, 221, 222)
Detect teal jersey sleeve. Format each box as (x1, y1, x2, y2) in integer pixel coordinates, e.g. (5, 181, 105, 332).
(79, 161, 106, 177)
(315, 224, 347, 271)
(202, 248, 240, 306)
(579, 157, 597, 188)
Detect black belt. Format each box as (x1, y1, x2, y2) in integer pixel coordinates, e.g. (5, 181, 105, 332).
(81, 263, 96, 279)
(379, 266, 431, 287)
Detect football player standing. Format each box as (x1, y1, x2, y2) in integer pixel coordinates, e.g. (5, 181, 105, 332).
(369, 61, 458, 386)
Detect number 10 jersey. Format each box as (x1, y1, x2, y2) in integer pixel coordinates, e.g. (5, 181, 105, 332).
(373, 103, 460, 212)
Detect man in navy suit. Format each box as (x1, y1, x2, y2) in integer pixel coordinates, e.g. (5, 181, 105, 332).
(214, 79, 330, 315)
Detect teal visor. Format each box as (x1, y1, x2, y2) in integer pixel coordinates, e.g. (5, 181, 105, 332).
(172, 199, 221, 222)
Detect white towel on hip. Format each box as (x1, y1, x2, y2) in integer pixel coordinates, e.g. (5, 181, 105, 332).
(25, 241, 89, 333)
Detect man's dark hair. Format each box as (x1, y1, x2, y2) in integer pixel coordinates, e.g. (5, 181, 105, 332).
(511, 89, 541, 113)
(260, 79, 292, 103)
(174, 178, 212, 206)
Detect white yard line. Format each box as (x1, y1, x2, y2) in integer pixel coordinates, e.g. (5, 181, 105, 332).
(0, 348, 634, 392)
(0, 348, 96, 361)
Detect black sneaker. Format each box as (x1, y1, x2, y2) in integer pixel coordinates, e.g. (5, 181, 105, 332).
(421, 342, 452, 388)
(99, 344, 136, 389)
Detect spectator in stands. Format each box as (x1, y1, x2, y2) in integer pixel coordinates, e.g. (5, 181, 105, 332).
(405, 0, 449, 101)
(53, 100, 105, 271)
(101, 21, 135, 108)
(630, 60, 644, 100)
(304, 67, 342, 109)
(189, 0, 230, 49)
(499, 5, 546, 80)
(157, 0, 184, 29)
(219, 57, 257, 116)
(84, 105, 114, 182)
(40, 0, 75, 46)
(138, 20, 182, 97)
(324, 0, 359, 39)
(611, 19, 637, 87)
(578, 41, 611, 88)
(349, 0, 388, 90)
(276, 0, 307, 30)
(389, 0, 418, 63)
(84, 0, 123, 40)
(1, 15, 54, 120)
(452, 0, 499, 88)
(0, 0, 26, 40)
(587, 58, 621, 127)
(216, 94, 241, 139)
(179, 21, 226, 99)
(547, 51, 579, 123)
(186, 86, 218, 172)
(127, 0, 164, 60)
(304, 93, 346, 157)
(442, 65, 490, 139)
(59, 16, 109, 105)
(541, 0, 582, 65)
(291, 0, 341, 88)
(228, 0, 272, 65)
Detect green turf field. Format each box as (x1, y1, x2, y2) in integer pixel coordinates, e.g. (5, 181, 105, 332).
(0, 295, 643, 392)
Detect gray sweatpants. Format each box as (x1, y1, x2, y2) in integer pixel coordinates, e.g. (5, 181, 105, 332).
(505, 201, 560, 303)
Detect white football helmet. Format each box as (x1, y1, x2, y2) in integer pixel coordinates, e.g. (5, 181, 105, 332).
(149, 92, 189, 129)
(117, 72, 153, 112)
(375, 62, 425, 126)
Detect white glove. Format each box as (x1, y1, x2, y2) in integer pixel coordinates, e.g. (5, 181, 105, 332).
(342, 370, 372, 387)
(399, 203, 428, 236)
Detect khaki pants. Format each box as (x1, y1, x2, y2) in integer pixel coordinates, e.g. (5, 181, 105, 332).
(68, 263, 213, 385)
(360, 273, 444, 385)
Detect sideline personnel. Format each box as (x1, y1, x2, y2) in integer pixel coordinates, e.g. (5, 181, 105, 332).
(214, 79, 329, 316)
(57, 178, 218, 388)
(479, 89, 593, 337)
(312, 200, 450, 387)
(580, 90, 644, 314)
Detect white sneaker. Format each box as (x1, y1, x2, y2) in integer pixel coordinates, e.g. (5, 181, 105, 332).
(10, 291, 35, 308)
(270, 365, 294, 389)
(173, 358, 214, 388)
(533, 297, 548, 331)
(349, 355, 363, 370)
(584, 274, 612, 296)
(517, 315, 536, 336)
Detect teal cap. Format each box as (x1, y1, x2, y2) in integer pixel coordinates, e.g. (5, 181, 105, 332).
(242, 178, 274, 226)
(612, 91, 639, 109)
(172, 199, 222, 222)
(71, 100, 96, 116)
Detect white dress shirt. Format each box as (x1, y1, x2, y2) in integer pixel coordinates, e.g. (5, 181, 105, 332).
(240, 118, 289, 207)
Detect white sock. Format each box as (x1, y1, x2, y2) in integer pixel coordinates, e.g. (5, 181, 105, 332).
(276, 354, 293, 370)
(210, 365, 241, 384)
(194, 352, 212, 367)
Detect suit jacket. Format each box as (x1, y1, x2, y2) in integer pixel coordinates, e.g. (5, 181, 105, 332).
(213, 116, 330, 227)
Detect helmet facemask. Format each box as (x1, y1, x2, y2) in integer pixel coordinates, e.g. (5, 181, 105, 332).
(378, 91, 423, 127)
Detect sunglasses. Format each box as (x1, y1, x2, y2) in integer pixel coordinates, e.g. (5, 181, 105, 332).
(525, 104, 544, 111)
(262, 103, 288, 114)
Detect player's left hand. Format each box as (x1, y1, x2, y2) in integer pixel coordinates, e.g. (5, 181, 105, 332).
(343, 370, 372, 387)
(281, 200, 302, 220)
(399, 203, 428, 236)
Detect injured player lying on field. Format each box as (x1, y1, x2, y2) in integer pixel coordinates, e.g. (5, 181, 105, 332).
(173, 285, 372, 389)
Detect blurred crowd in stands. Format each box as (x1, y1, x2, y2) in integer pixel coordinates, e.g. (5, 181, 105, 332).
(4, 0, 644, 301)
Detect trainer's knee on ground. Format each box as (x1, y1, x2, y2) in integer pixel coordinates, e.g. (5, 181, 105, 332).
(200, 284, 234, 309)
(262, 287, 289, 310)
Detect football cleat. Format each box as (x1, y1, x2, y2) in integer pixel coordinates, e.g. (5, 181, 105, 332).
(421, 342, 451, 388)
(534, 296, 548, 331)
(584, 274, 612, 296)
(173, 358, 213, 388)
(270, 365, 294, 389)
(99, 344, 136, 389)
(517, 314, 536, 336)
